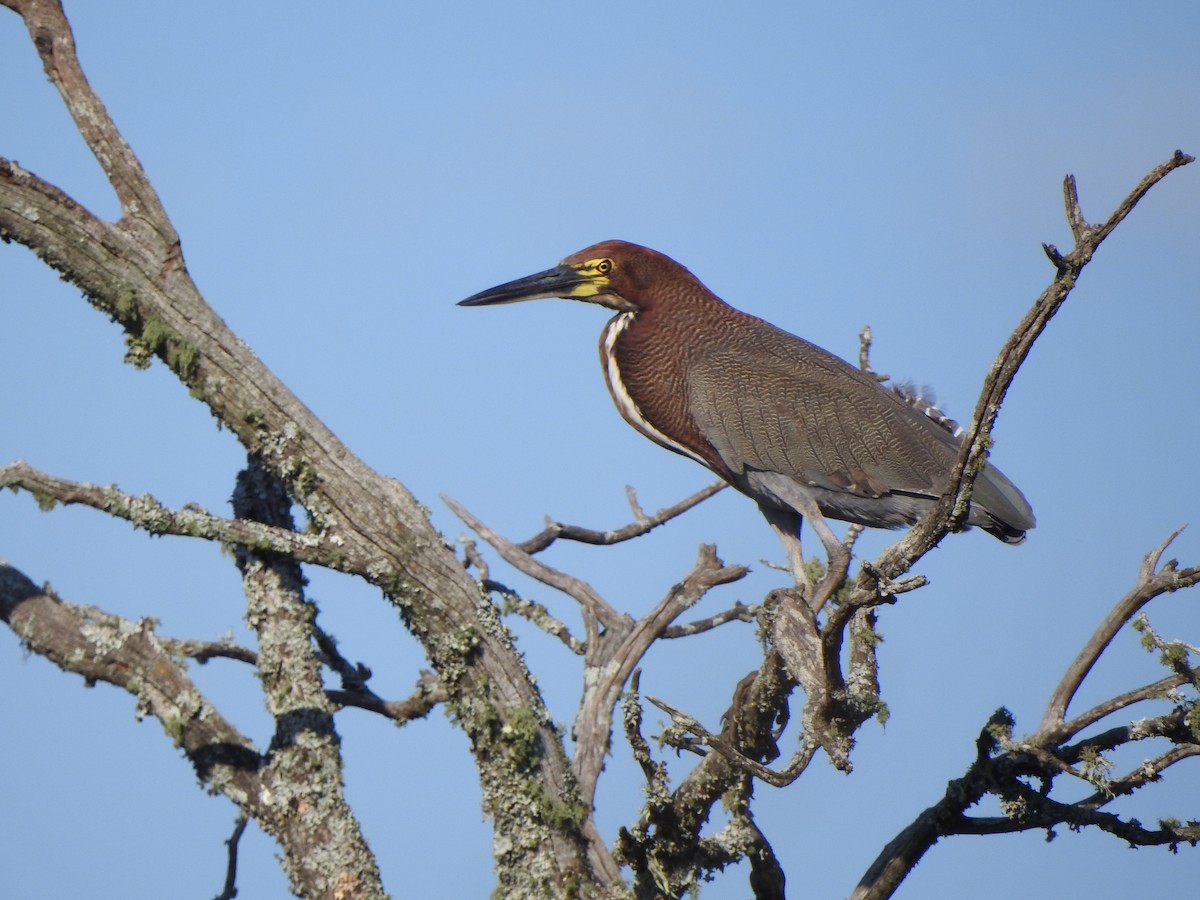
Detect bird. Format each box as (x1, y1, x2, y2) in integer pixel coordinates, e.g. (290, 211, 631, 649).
(458, 240, 1034, 561)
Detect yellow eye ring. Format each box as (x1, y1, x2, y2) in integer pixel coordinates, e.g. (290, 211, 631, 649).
(596, 258, 613, 274)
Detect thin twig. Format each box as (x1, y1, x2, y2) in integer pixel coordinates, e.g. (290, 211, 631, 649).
(647, 694, 818, 787)
(1134, 612, 1200, 691)
(515, 480, 728, 554)
(212, 815, 249, 900)
(1037, 526, 1196, 739)
(857, 324, 889, 382)
(160, 637, 258, 665)
(661, 601, 757, 638)
(622, 670, 669, 797)
(485, 580, 584, 653)
(326, 671, 448, 724)
(624, 486, 650, 523)
(460, 537, 490, 580)
(441, 493, 626, 634)
(1079, 745, 1200, 808)
(1060, 666, 1200, 739)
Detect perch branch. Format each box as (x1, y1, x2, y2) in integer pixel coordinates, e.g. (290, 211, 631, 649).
(853, 151, 1194, 596)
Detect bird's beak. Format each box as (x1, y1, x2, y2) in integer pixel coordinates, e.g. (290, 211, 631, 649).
(458, 264, 603, 307)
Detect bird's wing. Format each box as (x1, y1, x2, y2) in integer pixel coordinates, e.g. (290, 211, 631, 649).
(684, 331, 955, 499)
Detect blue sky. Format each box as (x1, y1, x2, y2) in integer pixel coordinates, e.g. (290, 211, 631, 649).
(2, 2, 1198, 897)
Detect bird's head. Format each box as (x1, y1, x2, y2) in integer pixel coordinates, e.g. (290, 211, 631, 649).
(458, 240, 705, 314)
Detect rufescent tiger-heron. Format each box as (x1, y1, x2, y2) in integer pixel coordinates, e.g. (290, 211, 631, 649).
(458, 240, 1034, 571)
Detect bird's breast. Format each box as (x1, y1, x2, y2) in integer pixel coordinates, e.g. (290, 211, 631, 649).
(599, 312, 711, 469)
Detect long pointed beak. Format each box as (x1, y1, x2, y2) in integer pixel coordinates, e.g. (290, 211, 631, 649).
(458, 265, 592, 307)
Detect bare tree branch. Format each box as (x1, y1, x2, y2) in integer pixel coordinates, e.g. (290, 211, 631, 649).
(0, 0, 176, 242)
(1037, 526, 1198, 741)
(857, 324, 889, 382)
(443, 493, 626, 637)
(159, 636, 258, 666)
(161, 630, 450, 724)
(327, 670, 449, 724)
(853, 528, 1200, 900)
(1, 461, 366, 572)
(850, 152, 1195, 595)
(485, 580, 586, 653)
(515, 480, 727, 554)
(572, 544, 749, 811)
(445, 504, 753, 879)
(212, 815, 249, 900)
(1133, 612, 1200, 691)
(661, 601, 758, 638)
(0, 561, 268, 817)
(1061, 666, 1200, 739)
(0, 2, 607, 891)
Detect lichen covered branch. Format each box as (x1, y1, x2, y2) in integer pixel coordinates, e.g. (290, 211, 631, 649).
(852, 536, 1199, 900)
(1, 460, 366, 572)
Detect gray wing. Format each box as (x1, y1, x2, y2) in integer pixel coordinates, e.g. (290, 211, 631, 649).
(685, 333, 952, 499)
(684, 325, 1035, 535)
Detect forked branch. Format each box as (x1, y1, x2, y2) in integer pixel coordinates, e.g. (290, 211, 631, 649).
(852, 533, 1199, 900)
(1037, 526, 1198, 741)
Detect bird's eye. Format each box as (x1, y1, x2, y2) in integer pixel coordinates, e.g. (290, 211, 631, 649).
(595, 259, 613, 274)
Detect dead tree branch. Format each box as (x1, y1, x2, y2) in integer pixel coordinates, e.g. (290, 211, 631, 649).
(327, 671, 449, 724)
(0, 1, 607, 891)
(212, 815, 249, 900)
(851, 531, 1200, 900)
(448, 489, 751, 813)
(661, 601, 758, 637)
(0, 562, 268, 825)
(516, 480, 728, 554)
(1037, 525, 1197, 740)
(0, 461, 366, 572)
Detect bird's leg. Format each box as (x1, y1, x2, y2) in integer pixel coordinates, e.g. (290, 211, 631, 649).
(760, 506, 810, 589)
(778, 496, 852, 612)
(800, 503, 847, 570)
